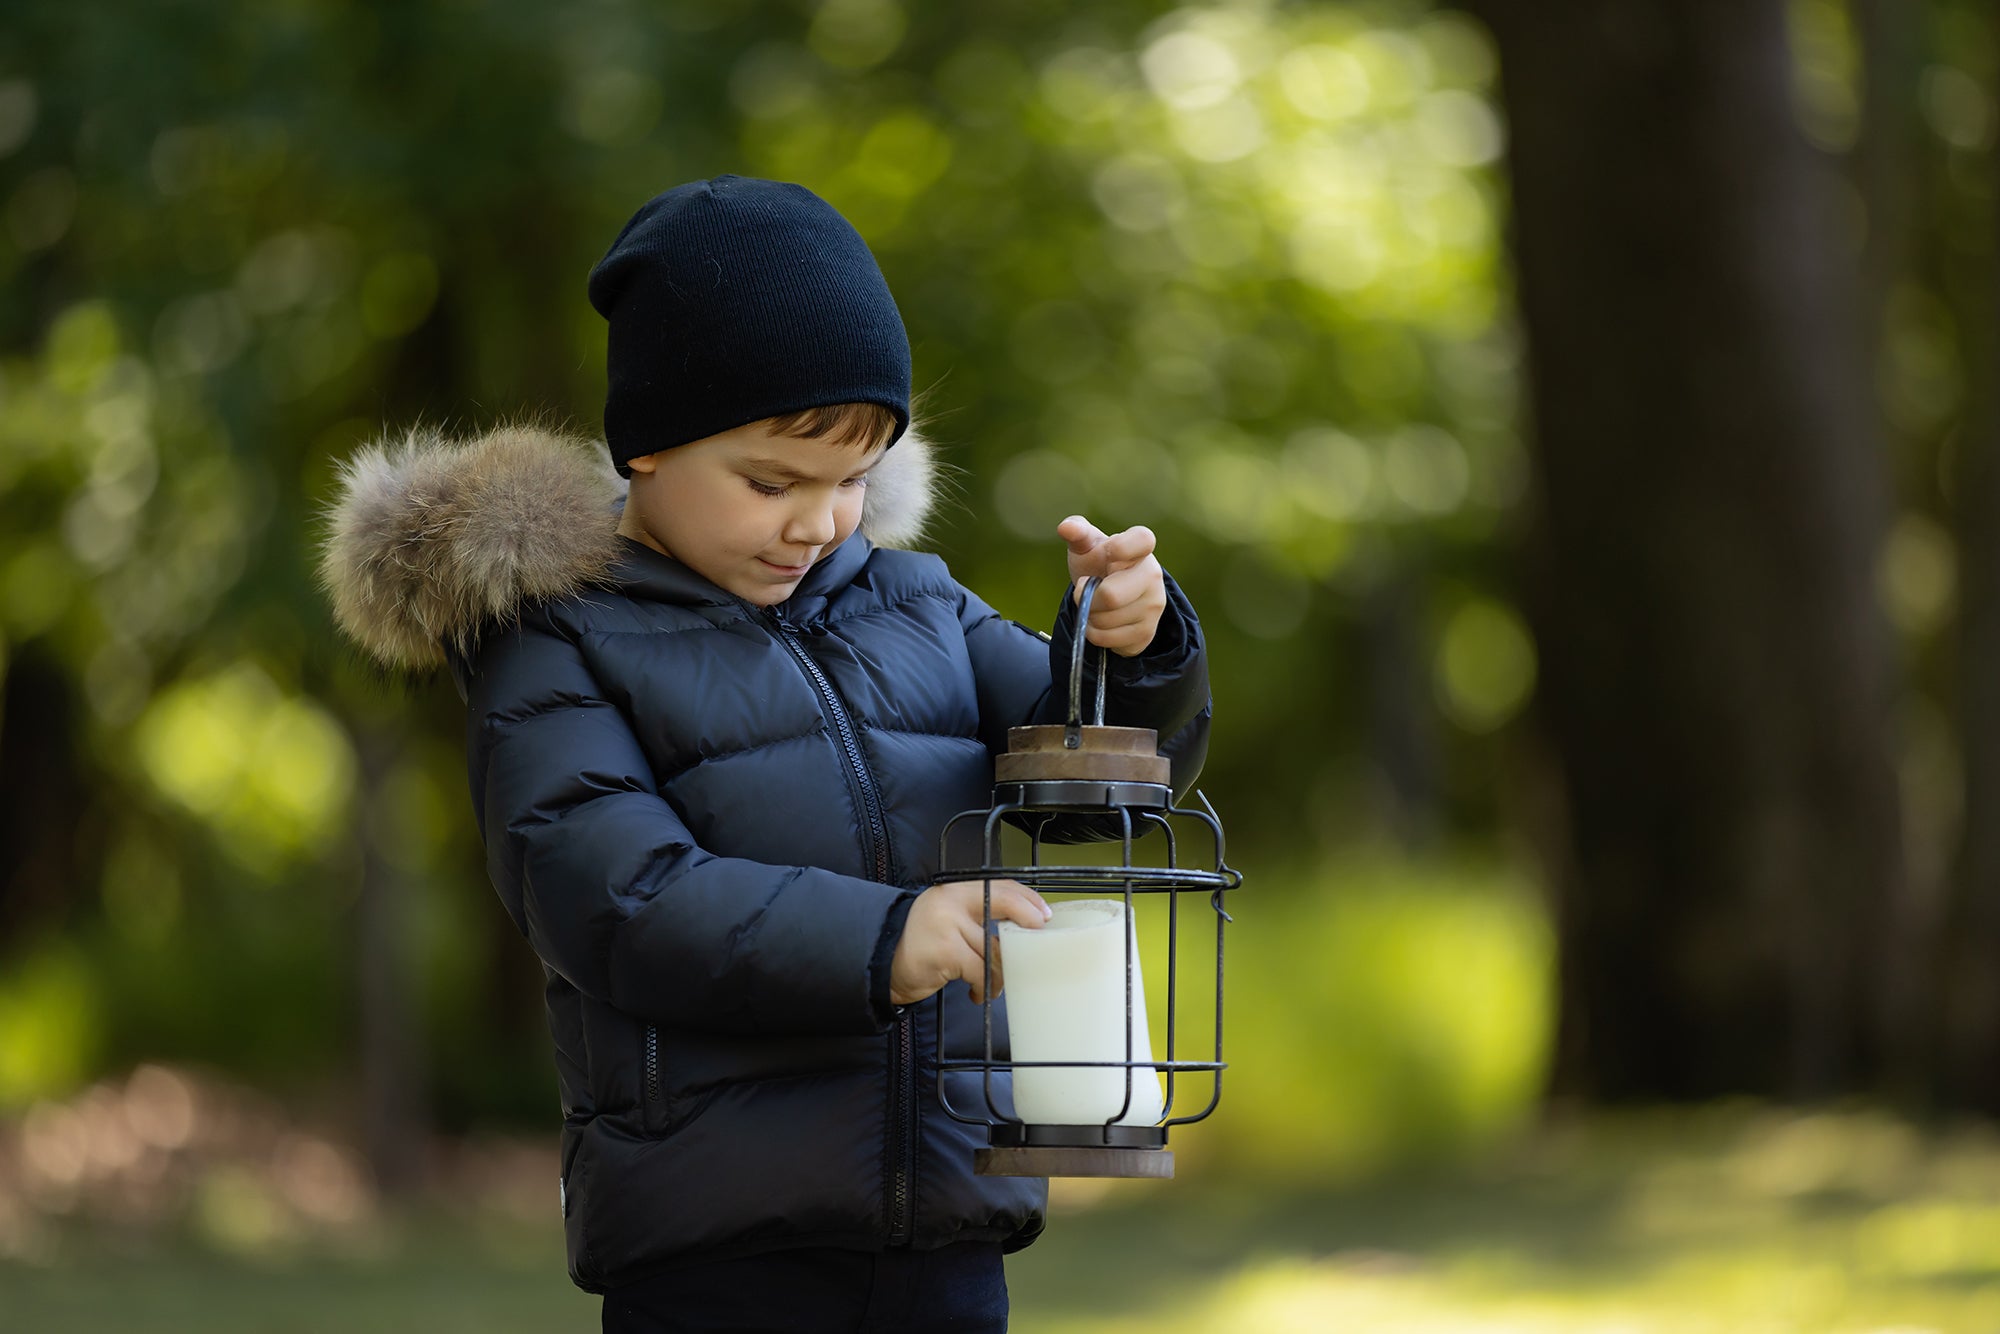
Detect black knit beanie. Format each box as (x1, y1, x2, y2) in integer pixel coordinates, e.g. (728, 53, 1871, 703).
(587, 175, 912, 475)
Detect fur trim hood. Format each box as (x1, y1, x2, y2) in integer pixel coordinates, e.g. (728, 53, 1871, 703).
(318, 422, 938, 673)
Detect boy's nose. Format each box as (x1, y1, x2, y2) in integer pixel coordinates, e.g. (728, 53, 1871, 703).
(784, 500, 837, 547)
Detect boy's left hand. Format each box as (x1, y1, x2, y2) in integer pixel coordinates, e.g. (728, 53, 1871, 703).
(1059, 515, 1167, 658)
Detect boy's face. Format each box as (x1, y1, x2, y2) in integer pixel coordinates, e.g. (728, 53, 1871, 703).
(617, 418, 888, 606)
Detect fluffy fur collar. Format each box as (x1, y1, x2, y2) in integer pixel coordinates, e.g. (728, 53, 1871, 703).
(318, 422, 938, 673)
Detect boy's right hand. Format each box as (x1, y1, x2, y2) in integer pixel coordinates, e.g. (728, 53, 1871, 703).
(890, 879, 1051, 1007)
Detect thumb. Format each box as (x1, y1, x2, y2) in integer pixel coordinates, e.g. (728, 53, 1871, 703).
(1058, 514, 1107, 556)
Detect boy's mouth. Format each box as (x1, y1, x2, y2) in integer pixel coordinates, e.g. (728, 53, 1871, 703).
(758, 557, 814, 577)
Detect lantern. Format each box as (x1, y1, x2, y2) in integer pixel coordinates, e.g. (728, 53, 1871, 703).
(932, 577, 1242, 1179)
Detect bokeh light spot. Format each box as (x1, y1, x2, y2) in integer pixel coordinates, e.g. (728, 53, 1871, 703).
(1879, 513, 1955, 638)
(1142, 31, 1242, 111)
(1010, 302, 1106, 385)
(0, 81, 37, 157)
(561, 68, 663, 145)
(994, 449, 1091, 541)
(360, 252, 440, 339)
(1092, 154, 1186, 232)
(1414, 89, 1504, 167)
(1436, 597, 1536, 733)
(1286, 426, 1374, 521)
(809, 0, 906, 72)
(7, 167, 75, 252)
(1222, 551, 1309, 640)
(1383, 425, 1470, 515)
(0, 948, 99, 1109)
(134, 662, 358, 872)
(1279, 46, 1370, 122)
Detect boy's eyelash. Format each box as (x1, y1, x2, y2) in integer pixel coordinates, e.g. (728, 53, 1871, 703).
(745, 476, 870, 496)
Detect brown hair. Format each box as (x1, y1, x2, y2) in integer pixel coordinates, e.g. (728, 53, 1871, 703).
(764, 402, 900, 451)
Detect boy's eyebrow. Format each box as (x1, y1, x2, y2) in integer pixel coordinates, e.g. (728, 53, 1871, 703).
(736, 455, 876, 481)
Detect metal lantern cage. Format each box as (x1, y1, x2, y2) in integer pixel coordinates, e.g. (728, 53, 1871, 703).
(931, 577, 1243, 1179)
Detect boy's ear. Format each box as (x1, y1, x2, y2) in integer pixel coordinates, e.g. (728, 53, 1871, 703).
(626, 451, 661, 475)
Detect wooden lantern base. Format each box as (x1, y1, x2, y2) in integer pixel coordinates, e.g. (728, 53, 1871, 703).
(974, 1122, 1174, 1178)
(975, 1146, 1174, 1178)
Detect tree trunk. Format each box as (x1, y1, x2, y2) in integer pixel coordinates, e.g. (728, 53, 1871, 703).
(1941, 13, 2000, 1115)
(0, 650, 99, 948)
(1850, 0, 1931, 1103)
(353, 718, 429, 1195)
(1359, 551, 1443, 850)
(1468, 0, 1907, 1099)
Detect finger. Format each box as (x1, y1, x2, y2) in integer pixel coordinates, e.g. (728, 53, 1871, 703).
(1086, 628, 1149, 657)
(1090, 582, 1164, 619)
(1093, 559, 1164, 609)
(1087, 578, 1131, 613)
(957, 938, 992, 1004)
(992, 883, 1046, 924)
(999, 877, 1050, 911)
(958, 879, 1007, 926)
(1088, 608, 1156, 636)
(1014, 883, 1053, 919)
(1089, 582, 1160, 618)
(1058, 515, 1108, 556)
(1074, 552, 1144, 603)
(991, 888, 1050, 929)
(1087, 620, 1159, 655)
(1099, 526, 1157, 568)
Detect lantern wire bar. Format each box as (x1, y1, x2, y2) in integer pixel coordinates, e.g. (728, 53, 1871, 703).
(1143, 810, 1179, 1118)
(930, 790, 1242, 1137)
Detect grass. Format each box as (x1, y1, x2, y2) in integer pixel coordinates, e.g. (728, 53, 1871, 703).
(7, 1107, 2000, 1332)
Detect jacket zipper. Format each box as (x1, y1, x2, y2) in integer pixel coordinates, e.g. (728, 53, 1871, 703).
(644, 1023, 661, 1103)
(765, 614, 891, 884)
(889, 1009, 917, 1245)
(761, 607, 912, 1243)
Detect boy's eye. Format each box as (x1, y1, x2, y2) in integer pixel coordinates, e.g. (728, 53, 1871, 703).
(747, 476, 867, 495)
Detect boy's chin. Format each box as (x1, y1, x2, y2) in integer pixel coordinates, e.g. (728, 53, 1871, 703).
(733, 577, 801, 607)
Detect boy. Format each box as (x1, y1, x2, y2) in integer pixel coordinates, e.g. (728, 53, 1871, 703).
(322, 175, 1210, 1332)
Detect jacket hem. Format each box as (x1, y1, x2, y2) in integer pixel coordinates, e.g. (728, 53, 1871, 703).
(580, 1223, 1036, 1295)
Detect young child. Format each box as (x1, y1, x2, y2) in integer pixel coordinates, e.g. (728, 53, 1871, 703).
(322, 175, 1211, 1332)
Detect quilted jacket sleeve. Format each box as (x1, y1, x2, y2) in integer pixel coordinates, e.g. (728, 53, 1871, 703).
(956, 568, 1211, 804)
(459, 606, 910, 1037)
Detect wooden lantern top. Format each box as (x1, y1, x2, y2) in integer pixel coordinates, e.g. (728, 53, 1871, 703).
(994, 724, 1171, 786)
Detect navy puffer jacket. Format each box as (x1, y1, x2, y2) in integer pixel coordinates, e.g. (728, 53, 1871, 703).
(320, 424, 1211, 1292)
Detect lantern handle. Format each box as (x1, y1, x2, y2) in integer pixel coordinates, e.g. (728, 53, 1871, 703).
(1067, 576, 1111, 749)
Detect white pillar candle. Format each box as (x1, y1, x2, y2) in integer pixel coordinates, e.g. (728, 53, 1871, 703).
(997, 898, 1165, 1126)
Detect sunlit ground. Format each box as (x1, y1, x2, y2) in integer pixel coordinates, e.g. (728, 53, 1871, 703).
(4, 1067, 1999, 1332)
(1012, 1109, 2000, 1333)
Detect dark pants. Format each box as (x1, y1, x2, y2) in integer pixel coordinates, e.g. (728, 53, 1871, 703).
(601, 1243, 1009, 1333)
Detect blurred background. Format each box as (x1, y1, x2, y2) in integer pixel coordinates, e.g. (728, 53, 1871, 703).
(3, 0, 1999, 1328)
